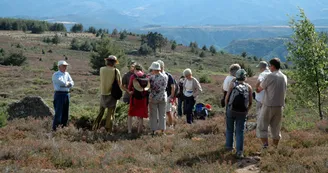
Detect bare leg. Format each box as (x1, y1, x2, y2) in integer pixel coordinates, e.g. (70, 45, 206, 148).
(261, 138, 269, 148)
(137, 118, 143, 134)
(128, 116, 132, 133)
(167, 112, 173, 126)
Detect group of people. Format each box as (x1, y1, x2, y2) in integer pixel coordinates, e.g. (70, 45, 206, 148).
(51, 56, 202, 136)
(222, 58, 287, 158)
(51, 55, 287, 158)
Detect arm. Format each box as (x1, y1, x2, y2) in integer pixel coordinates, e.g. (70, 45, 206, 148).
(194, 78, 203, 100)
(225, 82, 234, 106)
(170, 84, 175, 98)
(67, 73, 74, 88)
(248, 84, 253, 111)
(52, 73, 68, 87)
(128, 75, 134, 92)
(258, 75, 271, 92)
(255, 80, 261, 93)
(122, 74, 129, 93)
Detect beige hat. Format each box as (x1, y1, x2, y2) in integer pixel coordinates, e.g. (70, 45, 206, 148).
(58, 60, 69, 66)
(104, 55, 119, 64)
(256, 61, 268, 68)
(132, 78, 150, 92)
(149, 62, 161, 71)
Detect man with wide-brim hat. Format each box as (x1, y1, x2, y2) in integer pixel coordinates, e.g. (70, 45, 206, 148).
(148, 61, 168, 135)
(127, 65, 150, 134)
(93, 55, 122, 133)
(52, 60, 74, 131)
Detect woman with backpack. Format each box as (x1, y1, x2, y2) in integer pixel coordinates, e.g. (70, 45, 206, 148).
(127, 64, 150, 134)
(225, 69, 253, 159)
(182, 68, 202, 124)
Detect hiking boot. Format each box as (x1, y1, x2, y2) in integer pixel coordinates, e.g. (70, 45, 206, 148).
(236, 152, 244, 159)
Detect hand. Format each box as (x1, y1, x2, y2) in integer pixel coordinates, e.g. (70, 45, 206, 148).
(66, 82, 72, 88)
(128, 91, 133, 95)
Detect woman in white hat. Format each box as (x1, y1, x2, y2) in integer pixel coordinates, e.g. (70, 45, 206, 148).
(127, 64, 150, 134)
(148, 61, 168, 135)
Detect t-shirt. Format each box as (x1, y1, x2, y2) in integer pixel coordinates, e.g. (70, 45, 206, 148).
(184, 79, 193, 97)
(122, 71, 134, 100)
(149, 72, 168, 102)
(261, 70, 287, 107)
(255, 69, 271, 103)
(223, 75, 235, 92)
(165, 72, 175, 97)
(100, 66, 121, 95)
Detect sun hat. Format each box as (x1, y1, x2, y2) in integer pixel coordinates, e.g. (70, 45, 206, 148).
(57, 60, 69, 66)
(157, 60, 164, 69)
(104, 55, 119, 64)
(132, 71, 150, 92)
(149, 62, 161, 71)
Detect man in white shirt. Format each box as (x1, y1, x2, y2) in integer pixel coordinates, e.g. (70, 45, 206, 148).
(52, 60, 74, 131)
(255, 61, 271, 119)
(222, 64, 241, 107)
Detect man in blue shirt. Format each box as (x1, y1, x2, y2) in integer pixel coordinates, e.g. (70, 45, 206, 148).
(52, 60, 74, 131)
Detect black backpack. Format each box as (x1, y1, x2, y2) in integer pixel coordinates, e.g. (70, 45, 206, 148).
(228, 82, 249, 112)
(176, 80, 184, 98)
(132, 74, 149, 100)
(111, 69, 123, 100)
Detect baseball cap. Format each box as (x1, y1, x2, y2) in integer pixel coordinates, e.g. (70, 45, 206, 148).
(236, 69, 247, 80)
(256, 61, 268, 68)
(57, 60, 69, 66)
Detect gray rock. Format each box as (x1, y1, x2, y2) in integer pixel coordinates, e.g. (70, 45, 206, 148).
(7, 96, 54, 120)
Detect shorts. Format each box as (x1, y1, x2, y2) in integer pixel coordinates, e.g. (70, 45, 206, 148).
(256, 105, 283, 139)
(100, 95, 117, 108)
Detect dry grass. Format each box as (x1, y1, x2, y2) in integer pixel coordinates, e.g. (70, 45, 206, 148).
(1, 31, 328, 172)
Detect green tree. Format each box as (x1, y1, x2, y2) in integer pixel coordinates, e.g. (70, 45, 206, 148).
(143, 32, 167, 52)
(119, 30, 128, 40)
(171, 41, 177, 51)
(0, 52, 27, 66)
(88, 26, 97, 34)
(199, 51, 206, 57)
(287, 9, 328, 119)
(112, 28, 118, 35)
(241, 52, 247, 58)
(52, 34, 60, 45)
(90, 38, 126, 75)
(139, 43, 153, 55)
(70, 38, 80, 50)
(70, 24, 83, 33)
(209, 45, 216, 55)
(253, 56, 258, 61)
(51, 62, 58, 72)
(202, 45, 207, 51)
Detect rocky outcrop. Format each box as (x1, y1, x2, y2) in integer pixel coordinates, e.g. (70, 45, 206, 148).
(7, 96, 54, 120)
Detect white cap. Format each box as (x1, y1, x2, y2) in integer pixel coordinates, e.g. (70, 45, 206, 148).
(58, 60, 69, 66)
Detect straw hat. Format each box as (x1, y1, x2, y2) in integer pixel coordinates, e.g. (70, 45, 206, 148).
(132, 71, 150, 92)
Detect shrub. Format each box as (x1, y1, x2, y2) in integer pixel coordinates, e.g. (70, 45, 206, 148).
(71, 38, 80, 50)
(0, 104, 8, 127)
(52, 34, 60, 45)
(51, 62, 58, 72)
(0, 52, 27, 66)
(80, 40, 93, 52)
(138, 43, 153, 55)
(199, 75, 211, 83)
(199, 51, 206, 57)
(90, 38, 126, 75)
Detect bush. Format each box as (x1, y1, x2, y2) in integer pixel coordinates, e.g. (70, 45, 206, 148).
(90, 38, 126, 75)
(138, 43, 153, 55)
(80, 40, 93, 52)
(199, 51, 206, 57)
(51, 62, 58, 72)
(0, 105, 8, 127)
(199, 75, 211, 83)
(71, 38, 80, 50)
(52, 34, 60, 45)
(0, 52, 27, 66)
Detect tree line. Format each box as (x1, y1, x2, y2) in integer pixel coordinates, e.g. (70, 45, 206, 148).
(0, 18, 66, 33)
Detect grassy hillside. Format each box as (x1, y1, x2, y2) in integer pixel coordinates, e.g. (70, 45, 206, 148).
(0, 30, 328, 173)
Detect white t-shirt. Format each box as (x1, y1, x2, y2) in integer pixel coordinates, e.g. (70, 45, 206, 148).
(223, 75, 235, 92)
(256, 69, 271, 103)
(184, 79, 193, 97)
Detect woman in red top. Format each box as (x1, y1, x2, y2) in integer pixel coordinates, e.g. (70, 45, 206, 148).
(128, 64, 150, 134)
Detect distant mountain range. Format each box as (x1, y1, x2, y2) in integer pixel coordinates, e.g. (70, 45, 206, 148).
(1, 0, 328, 29)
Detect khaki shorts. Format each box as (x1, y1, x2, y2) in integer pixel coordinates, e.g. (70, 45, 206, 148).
(100, 95, 117, 108)
(256, 105, 283, 140)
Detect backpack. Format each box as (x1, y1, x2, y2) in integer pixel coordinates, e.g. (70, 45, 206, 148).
(132, 74, 149, 100)
(165, 72, 179, 98)
(193, 103, 208, 120)
(228, 82, 249, 112)
(111, 69, 123, 100)
(176, 80, 184, 98)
